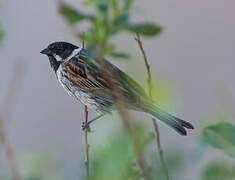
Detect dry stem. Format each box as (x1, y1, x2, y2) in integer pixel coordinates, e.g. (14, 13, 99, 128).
(0, 119, 19, 180)
(135, 33, 169, 180)
(117, 102, 151, 180)
(0, 63, 24, 180)
(82, 36, 90, 177)
(83, 105, 89, 177)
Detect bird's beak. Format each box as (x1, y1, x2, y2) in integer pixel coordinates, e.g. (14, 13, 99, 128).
(40, 48, 51, 55)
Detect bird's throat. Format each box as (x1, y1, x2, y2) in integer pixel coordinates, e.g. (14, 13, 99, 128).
(49, 56, 60, 72)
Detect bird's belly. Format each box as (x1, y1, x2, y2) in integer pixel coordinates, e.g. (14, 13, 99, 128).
(74, 90, 99, 110)
(56, 68, 104, 112)
(61, 82, 100, 111)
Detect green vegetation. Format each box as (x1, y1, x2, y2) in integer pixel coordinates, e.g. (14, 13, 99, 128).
(59, 0, 162, 59)
(201, 161, 235, 180)
(203, 122, 235, 158)
(0, 24, 3, 45)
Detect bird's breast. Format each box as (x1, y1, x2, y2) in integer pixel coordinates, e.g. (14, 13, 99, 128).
(56, 66, 101, 112)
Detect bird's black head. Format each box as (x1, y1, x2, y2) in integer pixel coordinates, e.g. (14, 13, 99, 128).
(40, 42, 80, 71)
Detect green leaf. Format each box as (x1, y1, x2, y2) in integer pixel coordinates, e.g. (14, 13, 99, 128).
(103, 43, 116, 55)
(131, 123, 155, 150)
(89, 135, 139, 180)
(202, 122, 235, 158)
(201, 161, 235, 180)
(97, 3, 108, 13)
(110, 51, 129, 59)
(114, 15, 129, 26)
(59, 4, 86, 24)
(0, 26, 3, 45)
(126, 23, 162, 36)
(121, 0, 133, 13)
(150, 151, 183, 180)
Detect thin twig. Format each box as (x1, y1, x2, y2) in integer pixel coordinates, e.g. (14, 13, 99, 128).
(0, 62, 24, 180)
(108, 67, 151, 180)
(135, 34, 152, 95)
(135, 33, 169, 180)
(117, 102, 151, 180)
(82, 33, 85, 48)
(0, 119, 19, 180)
(152, 120, 169, 180)
(82, 34, 90, 177)
(84, 105, 89, 177)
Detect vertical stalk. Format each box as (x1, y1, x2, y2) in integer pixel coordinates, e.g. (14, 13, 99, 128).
(82, 35, 89, 178)
(109, 69, 151, 180)
(135, 33, 169, 180)
(0, 63, 23, 180)
(0, 120, 19, 180)
(117, 104, 151, 180)
(84, 105, 89, 177)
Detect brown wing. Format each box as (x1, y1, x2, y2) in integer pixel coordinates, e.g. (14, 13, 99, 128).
(62, 56, 109, 92)
(62, 54, 148, 110)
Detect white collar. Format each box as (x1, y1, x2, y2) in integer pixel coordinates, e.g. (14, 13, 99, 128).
(65, 47, 83, 61)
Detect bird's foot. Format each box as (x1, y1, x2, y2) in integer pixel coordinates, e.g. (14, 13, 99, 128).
(81, 114, 105, 132)
(82, 122, 92, 132)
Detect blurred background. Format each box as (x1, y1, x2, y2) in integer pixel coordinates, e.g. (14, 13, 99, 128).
(1, 0, 235, 179)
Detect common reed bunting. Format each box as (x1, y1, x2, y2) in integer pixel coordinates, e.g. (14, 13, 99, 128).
(40, 42, 194, 135)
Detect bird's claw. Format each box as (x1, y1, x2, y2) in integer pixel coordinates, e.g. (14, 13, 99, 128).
(82, 122, 91, 132)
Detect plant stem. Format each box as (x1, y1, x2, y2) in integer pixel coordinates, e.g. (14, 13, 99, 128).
(82, 36, 90, 178)
(0, 63, 23, 180)
(84, 105, 89, 177)
(99, 50, 151, 180)
(118, 104, 151, 180)
(135, 33, 169, 180)
(0, 119, 19, 180)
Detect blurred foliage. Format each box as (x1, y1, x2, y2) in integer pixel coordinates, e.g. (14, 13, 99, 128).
(149, 151, 183, 180)
(151, 81, 176, 110)
(202, 122, 235, 158)
(85, 123, 185, 180)
(201, 161, 235, 180)
(59, 0, 162, 58)
(86, 123, 155, 180)
(110, 51, 129, 59)
(19, 153, 61, 180)
(59, 4, 89, 24)
(0, 24, 3, 45)
(126, 61, 177, 110)
(126, 23, 161, 36)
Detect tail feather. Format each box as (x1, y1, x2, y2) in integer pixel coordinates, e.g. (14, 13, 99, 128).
(143, 103, 194, 136)
(176, 117, 194, 129)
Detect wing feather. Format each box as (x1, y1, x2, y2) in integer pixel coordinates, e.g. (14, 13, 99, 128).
(62, 56, 108, 91)
(61, 53, 148, 109)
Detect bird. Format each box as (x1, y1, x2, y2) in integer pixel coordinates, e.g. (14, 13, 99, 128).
(40, 41, 194, 135)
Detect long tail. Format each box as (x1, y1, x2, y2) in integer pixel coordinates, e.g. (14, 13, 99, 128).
(143, 103, 194, 135)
